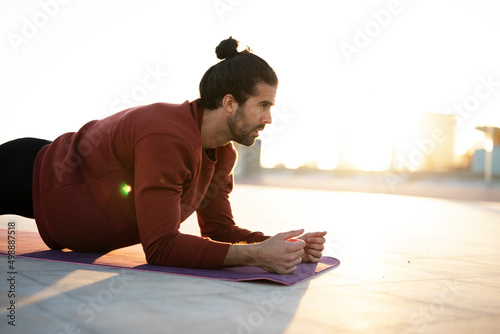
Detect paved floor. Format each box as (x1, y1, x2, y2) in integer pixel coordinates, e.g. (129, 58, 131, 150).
(1, 184, 500, 333)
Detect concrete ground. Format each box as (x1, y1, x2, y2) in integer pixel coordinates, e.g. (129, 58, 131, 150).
(1, 182, 500, 333)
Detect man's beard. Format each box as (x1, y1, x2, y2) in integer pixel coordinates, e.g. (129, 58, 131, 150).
(227, 106, 264, 147)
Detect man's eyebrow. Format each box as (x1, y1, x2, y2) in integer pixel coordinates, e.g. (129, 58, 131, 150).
(259, 100, 275, 106)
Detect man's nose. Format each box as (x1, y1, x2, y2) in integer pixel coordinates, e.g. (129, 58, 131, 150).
(262, 110, 272, 125)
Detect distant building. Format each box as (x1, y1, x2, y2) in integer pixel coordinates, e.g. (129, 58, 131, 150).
(472, 149, 500, 175)
(418, 112, 456, 171)
(233, 139, 262, 176)
(472, 126, 500, 176)
(391, 112, 457, 172)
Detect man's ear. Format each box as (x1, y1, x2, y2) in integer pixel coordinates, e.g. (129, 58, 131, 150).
(221, 94, 238, 114)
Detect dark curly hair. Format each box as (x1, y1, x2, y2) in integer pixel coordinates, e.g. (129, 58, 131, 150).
(198, 36, 278, 110)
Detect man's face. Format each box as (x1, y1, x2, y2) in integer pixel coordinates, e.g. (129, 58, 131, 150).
(227, 83, 276, 146)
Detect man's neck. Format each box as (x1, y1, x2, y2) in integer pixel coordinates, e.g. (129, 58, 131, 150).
(200, 107, 231, 149)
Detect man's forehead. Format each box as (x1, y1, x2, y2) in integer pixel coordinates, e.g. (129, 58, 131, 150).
(253, 83, 277, 105)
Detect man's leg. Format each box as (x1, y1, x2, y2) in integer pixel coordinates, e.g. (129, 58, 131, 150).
(0, 138, 51, 218)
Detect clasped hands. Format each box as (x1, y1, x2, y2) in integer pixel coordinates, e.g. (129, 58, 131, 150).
(255, 229, 327, 275)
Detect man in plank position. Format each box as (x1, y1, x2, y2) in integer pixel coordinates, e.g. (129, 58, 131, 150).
(0, 37, 326, 274)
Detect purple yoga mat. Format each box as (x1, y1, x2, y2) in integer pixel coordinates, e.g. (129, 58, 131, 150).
(0, 228, 340, 285)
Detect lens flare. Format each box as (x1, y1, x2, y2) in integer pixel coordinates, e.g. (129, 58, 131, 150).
(120, 184, 132, 197)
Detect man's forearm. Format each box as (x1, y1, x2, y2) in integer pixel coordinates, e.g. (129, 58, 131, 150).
(221, 243, 260, 267)
(220, 230, 307, 274)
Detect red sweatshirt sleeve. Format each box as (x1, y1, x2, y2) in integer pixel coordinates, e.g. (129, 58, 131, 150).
(197, 171, 270, 244)
(133, 134, 230, 269)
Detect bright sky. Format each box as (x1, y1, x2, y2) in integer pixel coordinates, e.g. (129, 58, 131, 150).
(1, 0, 499, 171)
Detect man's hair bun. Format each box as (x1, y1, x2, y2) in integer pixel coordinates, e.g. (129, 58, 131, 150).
(215, 36, 239, 60)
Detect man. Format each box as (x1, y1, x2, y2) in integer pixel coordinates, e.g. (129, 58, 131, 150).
(0, 37, 326, 274)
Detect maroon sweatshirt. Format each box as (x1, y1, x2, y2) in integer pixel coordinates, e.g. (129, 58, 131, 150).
(32, 100, 268, 268)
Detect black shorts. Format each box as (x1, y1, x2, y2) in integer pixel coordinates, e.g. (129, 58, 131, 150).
(0, 138, 51, 218)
